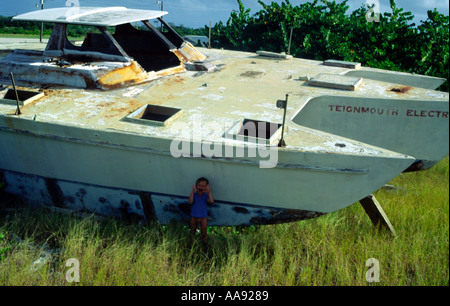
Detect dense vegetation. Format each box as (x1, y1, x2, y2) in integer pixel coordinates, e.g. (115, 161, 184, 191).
(209, 0, 449, 91)
(0, 16, 205, 38)
(0, 17, 57, 37)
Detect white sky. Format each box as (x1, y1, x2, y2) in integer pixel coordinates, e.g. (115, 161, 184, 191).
(1, 0, 449, 28)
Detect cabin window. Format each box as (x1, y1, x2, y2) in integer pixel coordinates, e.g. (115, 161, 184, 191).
(78, 26, 115, 50)
(59, 24, 127, 60)
(123, 104, 183, 126)
(112, 21, 181, 71)
(51, 20, 184, 72)
(224, 119, 282, 145)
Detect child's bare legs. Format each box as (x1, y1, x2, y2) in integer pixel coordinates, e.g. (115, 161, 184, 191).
(190, 217, 208, 243)
(190, 217, 197, 235)
(199, 217, 208, 242)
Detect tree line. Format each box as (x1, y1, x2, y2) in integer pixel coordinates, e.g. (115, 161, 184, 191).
(0, 15, 205, 38)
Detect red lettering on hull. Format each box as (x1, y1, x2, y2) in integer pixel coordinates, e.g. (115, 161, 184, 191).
(328, 105, 448, 119)
(406, 109, 449, 118)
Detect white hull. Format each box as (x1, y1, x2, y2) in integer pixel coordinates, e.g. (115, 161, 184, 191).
(0, 116, 414, 225)
(0, 7, 447, 225)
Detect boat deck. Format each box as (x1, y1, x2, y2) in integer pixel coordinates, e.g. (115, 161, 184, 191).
(2, 48, 446, 158)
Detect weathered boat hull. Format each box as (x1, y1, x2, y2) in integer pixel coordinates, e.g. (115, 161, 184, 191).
(1, 6, 447, 227)
(0, 116, 414, 225)
(1, 169, 325, 225)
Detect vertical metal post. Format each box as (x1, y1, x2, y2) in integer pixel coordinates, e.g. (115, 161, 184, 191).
(158, 0, 164, 32)
(40, 0, 44, 43)
(10, 72, 21, 115)
(277, 94, 288, 147)
(208, 21, 212, 49)
(288, 27, 293, 55)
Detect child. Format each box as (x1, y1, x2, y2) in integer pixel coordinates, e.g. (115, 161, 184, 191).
(189, 177, 214, 242)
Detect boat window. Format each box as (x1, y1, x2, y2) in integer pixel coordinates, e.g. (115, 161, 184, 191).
(47, 21, 184, 71)
(78, 26, 115, 50)
(224, 119, 282, 145)
(44, 23, 128, 61)
(122, 104, 183, 126)
(44, 17, 194, 74)
(112, 20, 181, 71)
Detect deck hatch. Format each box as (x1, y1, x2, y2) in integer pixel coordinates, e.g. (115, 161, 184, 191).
(123, 104, 183, 126)
(0, 89, 44, 106)
(309, 73, 363, 91)
(224, 119, 282, 145)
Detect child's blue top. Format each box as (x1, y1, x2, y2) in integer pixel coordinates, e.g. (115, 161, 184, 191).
(191, 192, 209, 218)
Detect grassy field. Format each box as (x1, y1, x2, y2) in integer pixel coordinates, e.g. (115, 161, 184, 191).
(0, 157, 448, 286)
(0, 33, 83, 40)
(0, 34, 49, 39)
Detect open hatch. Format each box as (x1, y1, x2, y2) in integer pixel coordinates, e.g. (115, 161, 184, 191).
(224, 119, 282, 145)
(123, 104, 183, 126)
(0, 88, 44, 106)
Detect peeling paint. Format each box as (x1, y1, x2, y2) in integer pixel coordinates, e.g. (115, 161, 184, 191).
(0, 169, 326, 226)
(98, 61, 147, 89)
(390, 86, 412, 94)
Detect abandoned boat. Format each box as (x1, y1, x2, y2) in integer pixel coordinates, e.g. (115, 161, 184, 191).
(0, 7, 448, 226)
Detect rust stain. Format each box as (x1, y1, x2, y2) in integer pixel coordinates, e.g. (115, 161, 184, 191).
(155, 65, 186, 78)
(98, 61, 147, 90)
(250, 209, 325, 225)
(173, 76, 185, 83)
(390, 86, 412, 94)
(239, 71, 264, 78)
(84, 76, 98, 89)
(173, 50, 189, 63)
(173, 42, 207, 63)
(104, 99, 145, 119)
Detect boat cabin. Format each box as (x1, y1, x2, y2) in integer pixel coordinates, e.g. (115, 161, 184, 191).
(0, 7, 207, 89)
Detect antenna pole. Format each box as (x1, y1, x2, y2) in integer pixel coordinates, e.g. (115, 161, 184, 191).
(10, 72, 21, 115)
(277, 94, 289, 147)
(157, 1, 164, 32)
(40, 0, 44, 43)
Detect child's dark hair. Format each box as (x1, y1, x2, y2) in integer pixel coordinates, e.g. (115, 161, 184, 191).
(196, 177, 209, 185)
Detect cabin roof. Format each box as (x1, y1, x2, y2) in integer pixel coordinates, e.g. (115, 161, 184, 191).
(12, 7, 168, 26)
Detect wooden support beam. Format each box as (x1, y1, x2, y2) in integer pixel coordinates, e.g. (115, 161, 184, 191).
(359, 195, 396, 237)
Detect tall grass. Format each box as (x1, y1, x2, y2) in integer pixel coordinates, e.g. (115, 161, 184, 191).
(0, 157, 448, 286)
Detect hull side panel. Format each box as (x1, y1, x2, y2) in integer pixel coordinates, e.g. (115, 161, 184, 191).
(0, 169, 325, 226)
(0, 120, 414, 216)
(293, 96, 449, 169)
